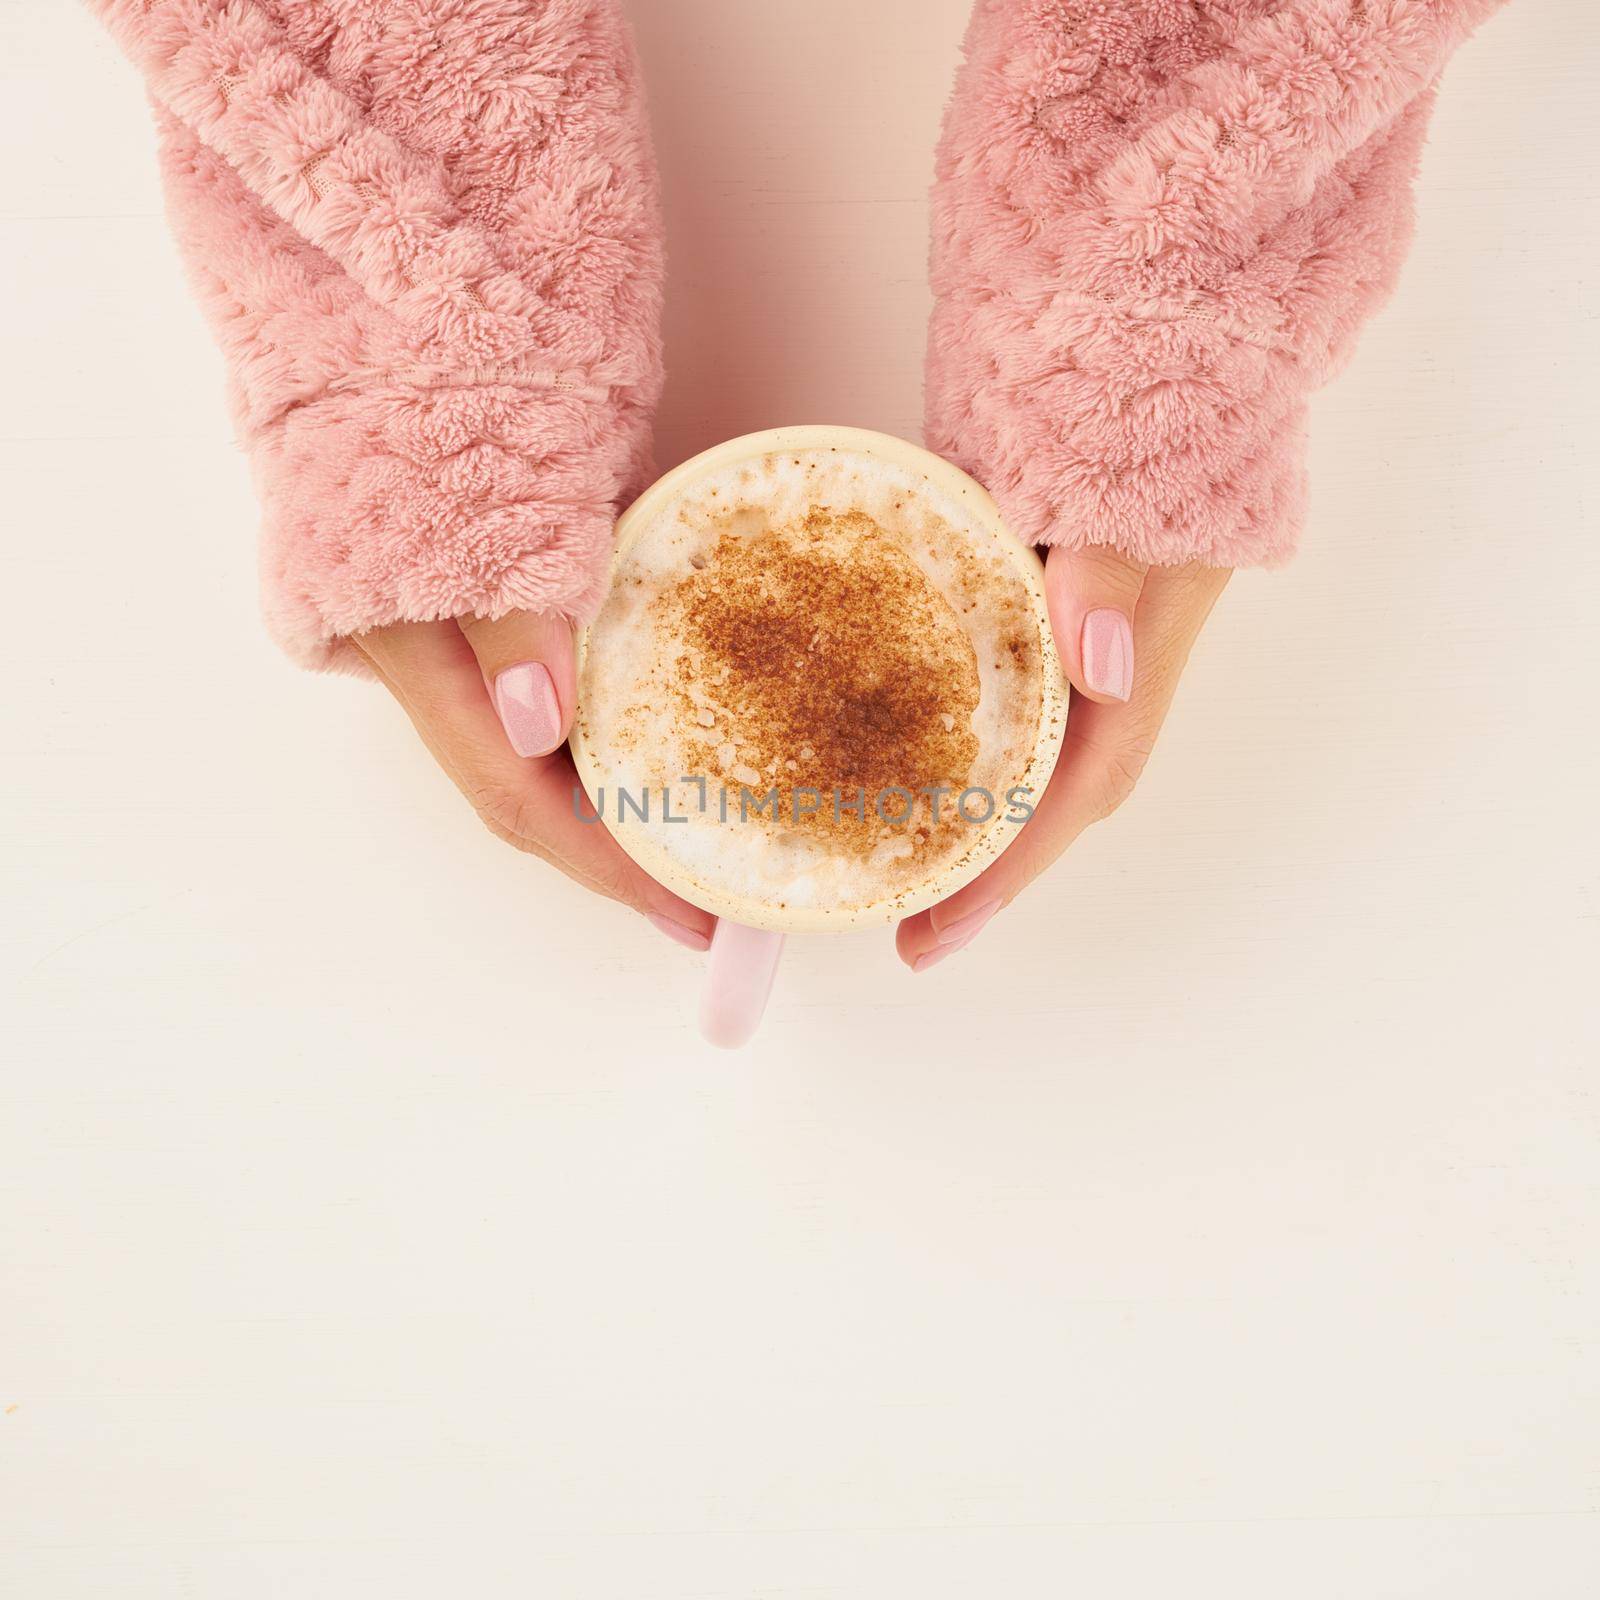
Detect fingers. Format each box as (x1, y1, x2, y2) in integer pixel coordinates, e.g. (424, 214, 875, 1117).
(350, 620, 715, 948)
(457, 609, 576, 758)
(1045, 543, 1149, 704)
(896, 561, 1230, 972)
(893, 704, 1125, 972)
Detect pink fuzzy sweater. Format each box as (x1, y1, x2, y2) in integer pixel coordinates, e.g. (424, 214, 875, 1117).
(927, 0, 1507, 567)
(89, 1, 1504, 669)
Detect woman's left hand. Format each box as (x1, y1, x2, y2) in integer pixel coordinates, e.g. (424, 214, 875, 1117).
(897, 546, 1231, 971)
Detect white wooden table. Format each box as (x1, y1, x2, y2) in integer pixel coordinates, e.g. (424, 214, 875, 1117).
(2, 3, 1595, 1594)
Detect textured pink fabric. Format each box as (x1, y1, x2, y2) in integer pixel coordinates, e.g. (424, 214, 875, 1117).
(88, 1, 1511, 673)
(927, 0, 1508, 568)
(87, 0, 664, 671)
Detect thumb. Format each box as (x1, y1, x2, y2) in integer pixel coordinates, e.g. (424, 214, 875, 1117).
(1045, 543, 1148, 705)
(458, 610, 577, 759)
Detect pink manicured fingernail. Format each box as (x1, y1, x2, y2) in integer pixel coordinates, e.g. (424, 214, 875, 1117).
(935, 899, 999, 947)
(1081, 608, 1134, 701)
(493, 662, 562, 757)
(912, 900, 1000, 973)
(647, 912, 712, 953)
(913, 928, 978, 974)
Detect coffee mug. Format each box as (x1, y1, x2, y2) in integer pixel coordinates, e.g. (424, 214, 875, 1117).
(570, 425, 1067, 1046)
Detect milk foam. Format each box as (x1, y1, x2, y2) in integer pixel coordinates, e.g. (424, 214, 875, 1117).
(576, 447, 1048, 919)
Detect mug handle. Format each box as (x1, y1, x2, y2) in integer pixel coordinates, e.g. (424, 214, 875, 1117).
(700, 921, 786, 1049)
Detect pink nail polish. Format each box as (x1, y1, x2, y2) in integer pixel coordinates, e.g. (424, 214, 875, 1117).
(913, 927, 979, 973)
(934, 898, 999, 947)
(493, 662, 562, 757)
(1081, 608, 1134, 701)
(647, 912, 712, 953)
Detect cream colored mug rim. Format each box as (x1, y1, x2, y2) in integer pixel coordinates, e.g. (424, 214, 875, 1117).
(569, 425, 1068, 934)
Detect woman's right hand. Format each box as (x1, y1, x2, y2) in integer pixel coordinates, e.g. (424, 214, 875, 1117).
(350, 613, 715, 953)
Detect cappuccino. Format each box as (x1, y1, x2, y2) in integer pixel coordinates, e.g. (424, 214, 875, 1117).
(572, 428, 1065, 931)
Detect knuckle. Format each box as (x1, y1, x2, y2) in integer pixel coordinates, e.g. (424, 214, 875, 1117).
(587, 855, 640, 909)
(1057, 543, 1146, 606)
(466, 778, 638, 908)
(1087, 731, 1157, 821)
(468, 777, 536, 843)
(1074, 539, 1145, 578)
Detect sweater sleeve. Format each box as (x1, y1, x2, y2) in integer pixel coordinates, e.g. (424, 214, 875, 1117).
(86, 0, 664, 672)
(927, 0, 1508, 569)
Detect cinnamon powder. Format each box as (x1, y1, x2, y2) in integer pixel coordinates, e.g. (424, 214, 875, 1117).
(654, 506, 986, 856)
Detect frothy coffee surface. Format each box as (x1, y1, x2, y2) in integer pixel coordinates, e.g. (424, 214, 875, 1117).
(576, 447, 1048, 920)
